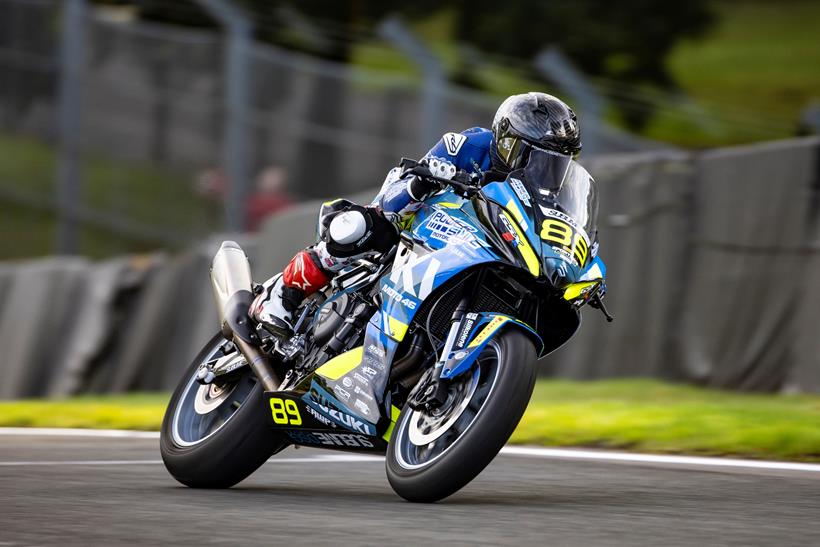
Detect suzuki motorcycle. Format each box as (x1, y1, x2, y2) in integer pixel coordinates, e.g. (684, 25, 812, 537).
(160, 149, 611, 502)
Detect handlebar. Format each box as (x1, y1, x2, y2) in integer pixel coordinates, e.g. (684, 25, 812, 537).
(403, 161, 481, 199)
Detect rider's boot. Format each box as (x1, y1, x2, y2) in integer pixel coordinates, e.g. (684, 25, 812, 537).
(250, 274, 295, 338)
(251, 250, 330, 338)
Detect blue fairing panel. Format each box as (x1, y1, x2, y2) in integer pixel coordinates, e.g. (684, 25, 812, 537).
(377, 194, 501, 338)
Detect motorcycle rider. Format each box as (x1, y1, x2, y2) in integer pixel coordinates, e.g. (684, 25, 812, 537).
(252, 92, 583, 336)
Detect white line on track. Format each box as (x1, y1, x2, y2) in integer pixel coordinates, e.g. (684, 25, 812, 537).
(0, 456, 382, 467)
(498, 446, 820, 473)
(2, 428, 819, 474)
(0, 460, 164, 466)
(0, 427, 159, 439)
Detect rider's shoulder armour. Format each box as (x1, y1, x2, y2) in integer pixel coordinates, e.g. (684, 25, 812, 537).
(424, 127, 493, 176)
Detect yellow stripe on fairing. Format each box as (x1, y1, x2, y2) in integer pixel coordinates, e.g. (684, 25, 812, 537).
(437, 202, 461, 209)
(505, 199, 528, 230)
(382, 405, 402, 441)
(387, 316, 408, 342)
(468, 316, 510, 348)
(501, 211, 540, 277)
(315, 346, 363, 380)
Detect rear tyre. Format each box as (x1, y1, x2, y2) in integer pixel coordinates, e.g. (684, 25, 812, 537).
(386, 329, 537, 502)
(160, 333, 289, 488)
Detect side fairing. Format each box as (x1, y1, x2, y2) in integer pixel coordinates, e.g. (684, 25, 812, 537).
(378, 193, 500, 339)
(315, 193, 501, 423)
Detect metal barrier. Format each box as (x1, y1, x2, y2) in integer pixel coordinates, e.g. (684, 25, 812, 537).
(0, 138, 817, 398)
(0, 0, 662, 257)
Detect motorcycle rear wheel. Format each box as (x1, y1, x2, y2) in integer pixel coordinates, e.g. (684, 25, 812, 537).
(386, 329, 537, 502)
(160, 333, 288, 488)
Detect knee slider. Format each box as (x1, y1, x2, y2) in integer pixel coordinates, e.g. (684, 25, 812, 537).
(324, 205, 398, 258)
(329, 210, 367, 245)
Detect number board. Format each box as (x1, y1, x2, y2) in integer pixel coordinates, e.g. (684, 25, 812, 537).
(539, 210, 590, 267)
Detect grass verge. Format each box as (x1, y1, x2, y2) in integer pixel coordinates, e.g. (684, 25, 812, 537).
(512, 379, 820, 462)
(1, 380, 818, 462)
(0, 393, 170, 431)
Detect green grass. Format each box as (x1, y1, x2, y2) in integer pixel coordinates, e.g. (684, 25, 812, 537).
(513, 379, 820, 461)
(351, 2, 820, 147)
(652, 0, 820, 145)
(0, 393, 169, 431)
(0, 133, 217, 258)
(2, 379, 819, 461)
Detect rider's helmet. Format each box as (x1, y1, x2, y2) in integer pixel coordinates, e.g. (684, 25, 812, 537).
(491, 92, 582, 171)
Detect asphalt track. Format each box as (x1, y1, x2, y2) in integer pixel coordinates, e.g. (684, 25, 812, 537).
(1, 431, 819, 546)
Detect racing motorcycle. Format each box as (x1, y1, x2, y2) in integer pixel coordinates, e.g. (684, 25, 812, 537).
(160, 149, 611, 502)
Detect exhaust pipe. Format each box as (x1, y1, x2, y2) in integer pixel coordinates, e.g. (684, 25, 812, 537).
(210, 241, 280, 391)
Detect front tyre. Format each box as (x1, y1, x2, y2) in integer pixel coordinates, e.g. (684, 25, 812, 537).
(386, 329, 537, 502)
(160, 333, 288, 488)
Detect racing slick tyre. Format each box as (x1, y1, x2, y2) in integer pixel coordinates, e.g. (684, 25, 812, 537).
(161, 333, 288, 488)
(386, 329, 537, 502)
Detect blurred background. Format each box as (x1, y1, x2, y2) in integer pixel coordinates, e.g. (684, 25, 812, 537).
(0, 0, 818, 399)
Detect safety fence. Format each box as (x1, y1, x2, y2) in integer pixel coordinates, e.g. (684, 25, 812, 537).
(0, 137, 817, 399)
(0, 0, 662, 257)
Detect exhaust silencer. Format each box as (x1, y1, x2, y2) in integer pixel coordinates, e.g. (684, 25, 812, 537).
(210, 240, 254, 331)
(210, 241, 279, 391)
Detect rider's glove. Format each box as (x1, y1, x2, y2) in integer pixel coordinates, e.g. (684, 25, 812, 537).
(403, 161, 443, 201)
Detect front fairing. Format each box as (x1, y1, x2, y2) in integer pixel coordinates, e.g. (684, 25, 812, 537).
(481, 153, 599, 287)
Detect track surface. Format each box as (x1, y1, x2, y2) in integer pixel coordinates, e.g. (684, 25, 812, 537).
(1, 434, 819, 546)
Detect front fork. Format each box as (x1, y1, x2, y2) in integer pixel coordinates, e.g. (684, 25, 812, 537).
(409, 294, 470, 410)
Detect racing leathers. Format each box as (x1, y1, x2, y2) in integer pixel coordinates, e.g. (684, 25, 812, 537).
(251, 127, 498, 334)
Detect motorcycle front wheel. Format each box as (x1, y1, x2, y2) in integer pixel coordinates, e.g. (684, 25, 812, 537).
(160, 333, 288, 488)
(386, 329, 537, 502)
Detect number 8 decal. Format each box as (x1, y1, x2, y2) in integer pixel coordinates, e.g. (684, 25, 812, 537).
(540, 219, 572, 246)
(540, 218, 589, 266)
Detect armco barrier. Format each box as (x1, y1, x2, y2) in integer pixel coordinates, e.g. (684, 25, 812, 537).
(0, 139, 817, 398)
(0, 258, 89, 398)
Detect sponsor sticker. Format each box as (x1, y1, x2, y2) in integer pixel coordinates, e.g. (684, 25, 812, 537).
(510, 178, 531, 207)
(456, 317, 475, 348)
(288, 431, 374, 448)
(443, 132, 467, 156)
(304, 404, 335, 427)
(367, 344, 386, 358)
(334, 386, 351, 401)
(353, 385, 375, 402)
(306, 384, 376, 436)
(381, 284, 418, 310)
(354, 399, 371, 416)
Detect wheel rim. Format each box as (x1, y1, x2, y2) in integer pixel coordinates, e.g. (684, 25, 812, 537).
(171, 341, 255, 448)
(394, 340, 502, 470)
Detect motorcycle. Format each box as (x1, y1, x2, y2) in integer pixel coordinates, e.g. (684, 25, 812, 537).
(160, 149, 611, 502)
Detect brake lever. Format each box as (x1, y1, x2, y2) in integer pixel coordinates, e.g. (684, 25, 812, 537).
(406, 164, 480, 199)
(590, 294, 614, 322)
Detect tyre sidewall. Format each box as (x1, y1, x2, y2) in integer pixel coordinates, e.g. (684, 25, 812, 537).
(160, 333, 288, 488)
(386, 329, 537, 502)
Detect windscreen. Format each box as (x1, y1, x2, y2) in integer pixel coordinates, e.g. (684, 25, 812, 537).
(520, 148, 598, 236)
